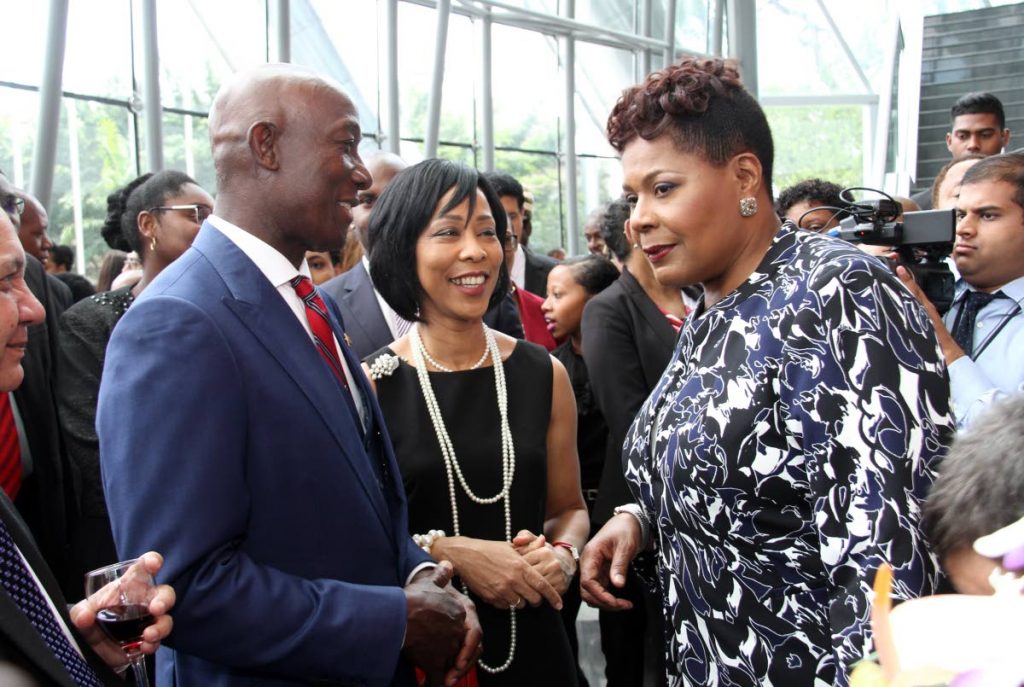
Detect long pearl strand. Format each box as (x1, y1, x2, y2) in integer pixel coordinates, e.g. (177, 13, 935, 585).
(410, 323, 517, 673)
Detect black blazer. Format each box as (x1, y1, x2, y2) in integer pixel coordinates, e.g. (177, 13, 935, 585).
(14, 255, 74, 596)
(522, 247, 558, 297)
(0, 493, 120, 686)
(580, 267, 679, 524)
(321, 262, 393, 361)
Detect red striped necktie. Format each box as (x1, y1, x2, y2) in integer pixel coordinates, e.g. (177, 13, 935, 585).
(0, 392, 22, 499)
(290, 276, 350, 391)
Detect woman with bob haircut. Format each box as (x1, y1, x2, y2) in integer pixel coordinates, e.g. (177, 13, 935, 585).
(579, 57, 954, 686)
(363, 158, 588, 685)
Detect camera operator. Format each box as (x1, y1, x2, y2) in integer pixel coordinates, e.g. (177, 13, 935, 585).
(899, 152, 1024, 429)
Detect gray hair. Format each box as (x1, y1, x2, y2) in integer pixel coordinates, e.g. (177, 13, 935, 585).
(923, 394, 1024, 561)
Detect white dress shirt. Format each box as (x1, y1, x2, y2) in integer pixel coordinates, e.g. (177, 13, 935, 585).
(511, 244, 526, 289)
(207, 216, 365, 428)
(362, 256, 413, 339)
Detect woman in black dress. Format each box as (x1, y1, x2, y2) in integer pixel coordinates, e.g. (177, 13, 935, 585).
(362, 159, 588, 685)
(56, 171, 214, 582)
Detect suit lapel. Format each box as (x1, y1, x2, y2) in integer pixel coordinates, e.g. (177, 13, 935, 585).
(623, 268, 678, 350)
(341, 264, 392, 353)
(194, 228, 394, 535)
(0, 497, 79, 687)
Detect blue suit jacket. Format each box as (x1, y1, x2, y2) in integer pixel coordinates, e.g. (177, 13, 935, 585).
(98, 224, 430, 687)
(321, 262, 393, 361)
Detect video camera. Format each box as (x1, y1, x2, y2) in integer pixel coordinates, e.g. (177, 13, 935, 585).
(825, 188, 957, 314)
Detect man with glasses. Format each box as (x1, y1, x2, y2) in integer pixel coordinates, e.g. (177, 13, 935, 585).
(485, 172, 557, 297)
(0, 171, 75, 595)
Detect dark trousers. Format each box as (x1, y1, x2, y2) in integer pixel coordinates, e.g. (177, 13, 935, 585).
(598, 569, 666, 687)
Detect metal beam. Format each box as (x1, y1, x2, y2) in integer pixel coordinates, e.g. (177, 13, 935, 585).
(480, 6, 494, 171)
(30, 0, 69, 208)
(759, 94, 879, 106)
(141, 0, 164, 171)
(814, 0, 871, 93)
(562, 0, 578, 256)
(726, 0, 757, 97)
(664, 0, 677, 67)
(425, 0, 451, 157)
(640, 0, 652, 77)
(710, 0, 724, 56)
(275, 0, 291, 62)
(403, 0, 672, 52)
(384, 0, 401, 153)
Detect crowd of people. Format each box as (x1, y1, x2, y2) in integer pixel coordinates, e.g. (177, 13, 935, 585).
(0, 54, 1021, 687)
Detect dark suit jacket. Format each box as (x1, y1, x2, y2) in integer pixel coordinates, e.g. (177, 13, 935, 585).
(14, 255, 74, 597)
(98, 225, 430, 687)
(321, 262, 392, 360)
(0, 493, 119, 686)
(580, 267, 678, 524)
(522, 247, 558, 297)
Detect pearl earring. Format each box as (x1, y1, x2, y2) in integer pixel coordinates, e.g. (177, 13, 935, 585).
(739, 197, 758, 217)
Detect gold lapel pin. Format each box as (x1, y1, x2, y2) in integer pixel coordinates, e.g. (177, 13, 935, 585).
(343, 333, 353, 347)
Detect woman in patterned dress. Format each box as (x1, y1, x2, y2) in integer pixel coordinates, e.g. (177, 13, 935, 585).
(579, 57, 955, 687)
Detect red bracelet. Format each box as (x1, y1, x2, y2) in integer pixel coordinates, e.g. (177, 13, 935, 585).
(552, 541, 579, 562)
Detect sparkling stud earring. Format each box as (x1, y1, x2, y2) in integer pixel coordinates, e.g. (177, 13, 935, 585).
(739, 197, 758, 217)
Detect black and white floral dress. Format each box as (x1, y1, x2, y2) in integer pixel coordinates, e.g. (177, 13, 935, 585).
(624, 224, 954, 686)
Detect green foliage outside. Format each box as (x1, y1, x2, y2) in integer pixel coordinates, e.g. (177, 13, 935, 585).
(0, 90, 866, 282)
(766, 105, 864, 194)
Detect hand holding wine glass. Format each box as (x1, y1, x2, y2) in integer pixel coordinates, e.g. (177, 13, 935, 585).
(72, 552, 176, 684)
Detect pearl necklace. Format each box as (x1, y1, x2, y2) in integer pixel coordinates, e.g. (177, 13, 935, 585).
(410, 323, 517, 673)
(418, 334, 490, 373)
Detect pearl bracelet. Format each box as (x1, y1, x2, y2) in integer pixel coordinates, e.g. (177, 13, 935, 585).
(412, 529, 446, 555)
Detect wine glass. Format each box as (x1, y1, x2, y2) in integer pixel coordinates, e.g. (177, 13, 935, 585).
(84, 559, 157, 687)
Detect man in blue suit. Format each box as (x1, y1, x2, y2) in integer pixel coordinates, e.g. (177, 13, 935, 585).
(98, 65, 480, 687)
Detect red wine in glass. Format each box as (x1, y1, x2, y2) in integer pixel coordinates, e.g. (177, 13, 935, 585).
(96, 603, 155, 652)
(85, 558, 157, 687)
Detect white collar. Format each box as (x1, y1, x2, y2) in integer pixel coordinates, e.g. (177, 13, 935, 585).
(207, 214, 312, 288)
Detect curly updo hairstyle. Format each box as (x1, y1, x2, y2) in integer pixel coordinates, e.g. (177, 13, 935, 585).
(101, 170, 198, 253)
(606, 57, 775, 198)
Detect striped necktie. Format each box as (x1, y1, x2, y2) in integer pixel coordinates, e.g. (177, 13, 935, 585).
(0, 517, 105, 686)
(290, 275, 350, 391)
(0, 393, 22, 499)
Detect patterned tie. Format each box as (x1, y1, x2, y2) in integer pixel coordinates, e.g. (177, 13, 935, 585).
(0, 517, 105, 687)
(290, 276, 350, 391)
(0, 393, 22, 499)
(951, 290, 1000, 358)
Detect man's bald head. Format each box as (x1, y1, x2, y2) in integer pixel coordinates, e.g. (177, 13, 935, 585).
(206, 64, 370, 266)
(353, 152, 408, 251)
(209, 64, 350, 186)
(15, 191, 52, 263)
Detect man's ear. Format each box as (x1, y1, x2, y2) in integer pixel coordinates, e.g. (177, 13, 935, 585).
(946, 131, 955, 153)
(1002, 129, 1011, 150)
(732, 152, 763, 198)
(248, 121, 280, 171)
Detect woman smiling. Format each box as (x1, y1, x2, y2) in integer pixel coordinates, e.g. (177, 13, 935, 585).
(363, 159, 588, 685)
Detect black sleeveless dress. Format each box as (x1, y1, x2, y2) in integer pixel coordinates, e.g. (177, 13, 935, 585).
(369, 341, 578, 686)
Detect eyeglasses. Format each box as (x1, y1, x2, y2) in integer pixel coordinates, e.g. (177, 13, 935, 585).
(147, 204, 212, 225)
(0, 193, 25, 218)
